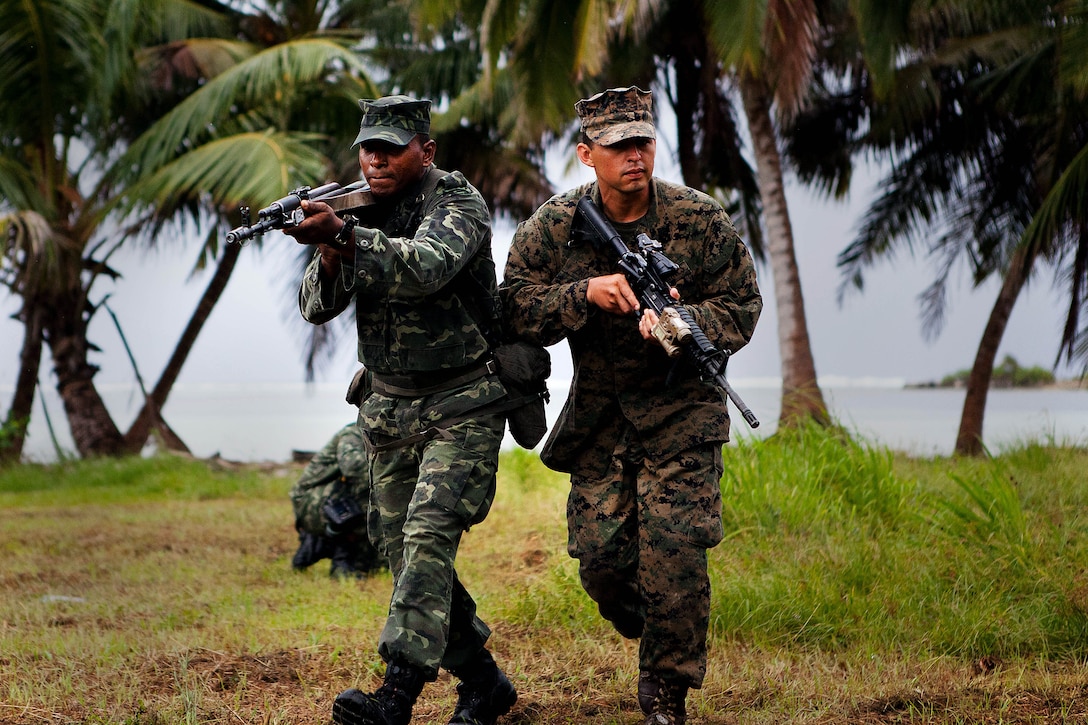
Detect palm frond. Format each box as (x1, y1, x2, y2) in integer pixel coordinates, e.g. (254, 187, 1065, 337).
(849, 0, 911, 97)
(119, 131, 332, 224)
(570, 0, 614, 79)
(1060, 2, 1088, 99)
(705, 0, 766, 76)
(0, 157, 43, 214)
(117, 37, 377, 177)
(0, 210, 81, 294)
(0, 0, 103, 141)
(1021, 140, 1088, 265)
(762, 0, 818, 116)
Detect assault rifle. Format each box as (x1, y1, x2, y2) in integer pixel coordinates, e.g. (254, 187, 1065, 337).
(225, 181, 373, 244)
(573, 195, 760, 428)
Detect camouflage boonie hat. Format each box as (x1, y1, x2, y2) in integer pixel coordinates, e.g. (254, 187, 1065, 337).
(576, 86, 655, 146)
(352, 95, 431, 147)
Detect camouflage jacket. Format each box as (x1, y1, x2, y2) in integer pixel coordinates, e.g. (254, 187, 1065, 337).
(292, 422, 368, 495)
(299, 167, 500, 376)
(289, 422, 370, 536)
(501, 178, 762, 477)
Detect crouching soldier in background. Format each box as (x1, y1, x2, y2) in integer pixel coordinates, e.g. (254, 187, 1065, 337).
(289, 370, 385, 579)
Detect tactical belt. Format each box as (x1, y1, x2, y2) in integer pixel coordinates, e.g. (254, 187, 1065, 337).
(365, 360, 499, 453)
(369, 359, 497, 398)
(363, 391, 547, 454)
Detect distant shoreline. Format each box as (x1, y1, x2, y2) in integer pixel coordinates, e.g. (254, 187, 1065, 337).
(905, 378, 1085, 391)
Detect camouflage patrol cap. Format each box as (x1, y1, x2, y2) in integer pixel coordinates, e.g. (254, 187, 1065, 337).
(576, 86, 655, 146)
(352, 95, 431, 147)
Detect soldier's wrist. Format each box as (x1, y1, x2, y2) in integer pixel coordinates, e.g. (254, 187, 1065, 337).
(334, 214, 358, 246)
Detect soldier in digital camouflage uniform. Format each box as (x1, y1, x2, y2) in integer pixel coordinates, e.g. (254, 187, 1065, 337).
(285, 95, 516, 725)
(501, 86, 762, 725)
(289, 420, 385, 579)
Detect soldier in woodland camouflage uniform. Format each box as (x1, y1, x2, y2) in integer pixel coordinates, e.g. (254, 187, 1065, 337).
(285, 96, 516, 725)
(501, 87, 762, 725)
(289, 421, 385, 579)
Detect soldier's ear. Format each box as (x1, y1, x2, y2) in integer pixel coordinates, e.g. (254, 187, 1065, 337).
(576, 142, 594, 168)
(421, 138, 437, 165)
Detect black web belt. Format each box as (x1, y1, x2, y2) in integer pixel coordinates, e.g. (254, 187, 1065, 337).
(369, 359, 497, 398)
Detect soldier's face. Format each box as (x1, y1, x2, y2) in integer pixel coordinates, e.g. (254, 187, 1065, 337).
(358, 135, 436, 198)
(577, 137, 656, 197)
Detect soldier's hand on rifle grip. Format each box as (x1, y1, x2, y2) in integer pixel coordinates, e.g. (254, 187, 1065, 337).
(281, 200, 357, 277)
(587, 273, 640, 315)
(280, 200, 341, 245)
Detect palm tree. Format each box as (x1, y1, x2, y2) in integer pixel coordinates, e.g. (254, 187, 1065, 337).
(1, 0, 385, 458)
(796, 0, 1088, 455)
(0, 0, 233, 458)
(717, 0, 832, 426)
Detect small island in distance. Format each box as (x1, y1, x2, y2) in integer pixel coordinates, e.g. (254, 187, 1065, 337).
(906, 355, 1084, 389)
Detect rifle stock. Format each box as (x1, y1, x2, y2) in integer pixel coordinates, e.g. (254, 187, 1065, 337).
(573, 195, 760, 428)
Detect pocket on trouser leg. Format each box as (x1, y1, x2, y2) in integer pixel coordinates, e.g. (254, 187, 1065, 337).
(418, 417, 503, 528)
(643, 444, 725, 549)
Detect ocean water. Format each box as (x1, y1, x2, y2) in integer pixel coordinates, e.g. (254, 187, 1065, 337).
(8, 378, 1086, 464)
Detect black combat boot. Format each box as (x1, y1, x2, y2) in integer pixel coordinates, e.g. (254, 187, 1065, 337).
(332, 660, 426, 725)
(330, 534, 386, 579)
(640, 675, 687, 725)
(292, 529, 334, 571)
(637, 671, 660, 715)
(447, 648, 517, 725)
(329, 535, 364, 579)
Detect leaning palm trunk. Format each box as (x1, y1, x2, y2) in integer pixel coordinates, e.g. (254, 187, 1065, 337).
(123, 241, 242, 454)
(739, 72, 829, 426)
(954, 245, 1035, 456)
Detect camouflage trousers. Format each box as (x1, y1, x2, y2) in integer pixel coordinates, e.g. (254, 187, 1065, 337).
(568, 428, 724, 689)
(362, 388, 505, 679)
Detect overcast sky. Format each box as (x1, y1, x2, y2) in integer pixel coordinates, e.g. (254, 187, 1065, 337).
(0, 140, 1079, 400)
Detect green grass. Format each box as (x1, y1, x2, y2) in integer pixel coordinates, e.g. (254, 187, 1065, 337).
(1, 427, 1087, 723)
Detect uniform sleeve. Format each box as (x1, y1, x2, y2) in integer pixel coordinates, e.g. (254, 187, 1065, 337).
(501, 205, 592, 347)
(350, 173, 491, 300)
(299, 253, 356, 325)
(683, 209, 762, 354)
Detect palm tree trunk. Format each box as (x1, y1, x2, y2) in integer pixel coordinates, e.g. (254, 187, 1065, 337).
(954, 245, 1034, 456)
(123, 240, 242, 452)
(671, 23, 707, 186)
(738, 71, 829, 426)
(47, 330, 126, 457)
(1, 306, 44, 464)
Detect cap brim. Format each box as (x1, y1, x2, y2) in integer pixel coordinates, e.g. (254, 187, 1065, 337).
(592, 122, 656, 147)
(352, 126, 416, 147)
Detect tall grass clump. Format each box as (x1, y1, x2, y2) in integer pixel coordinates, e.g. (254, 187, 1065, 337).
(708, 425, 1088, 661)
